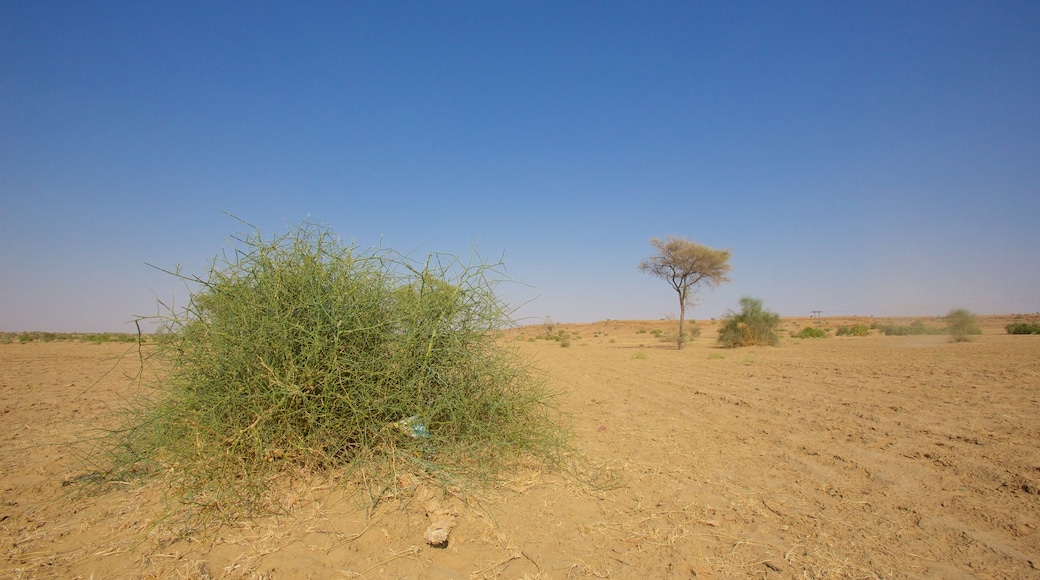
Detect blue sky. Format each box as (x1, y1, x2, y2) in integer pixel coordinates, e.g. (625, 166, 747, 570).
(2, 1, 1038, 332)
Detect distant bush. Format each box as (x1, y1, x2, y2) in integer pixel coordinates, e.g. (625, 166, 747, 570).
(717, 297, 781, 347)
(792, 326, 827, 339)
(946, 308, 982, 342)
(836, 324, 870, 337)
(542, 316, 556, 336)
(1006, 322, 1040, 334)
(875, 320, 944, 336)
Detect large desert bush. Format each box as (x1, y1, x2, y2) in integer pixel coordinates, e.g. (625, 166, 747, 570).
(717, 297, 781, 347)
(93, 219, 567, 518)
(946, 308, 982, 342)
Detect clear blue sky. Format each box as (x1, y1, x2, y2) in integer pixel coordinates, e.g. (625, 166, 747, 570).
(2, 1, 1038, 332)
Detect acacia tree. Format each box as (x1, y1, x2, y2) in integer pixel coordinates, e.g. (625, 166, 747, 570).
(639, 237, 732, 349)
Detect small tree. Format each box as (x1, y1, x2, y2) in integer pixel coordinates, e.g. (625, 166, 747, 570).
(717, 297, 782, 347)
(639, 237, 731, 349)
(946, 308, 982, 342)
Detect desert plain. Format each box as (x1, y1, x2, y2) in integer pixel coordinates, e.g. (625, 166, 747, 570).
(1, 315, 1038, 579)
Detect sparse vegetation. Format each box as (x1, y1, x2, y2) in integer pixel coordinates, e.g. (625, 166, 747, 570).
(946, 308, 982, 342)
(717, 297, 781, 347)
(89, 219, 568, 521)
(657, 326, 701, 343)
(537, 329, 569, 343)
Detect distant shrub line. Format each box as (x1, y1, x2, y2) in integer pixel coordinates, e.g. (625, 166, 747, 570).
(0, 332, 141, 345)
(871, 320, 944, 336)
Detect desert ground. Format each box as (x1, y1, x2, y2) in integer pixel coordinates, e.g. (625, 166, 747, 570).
(2, 316, 1039, 579)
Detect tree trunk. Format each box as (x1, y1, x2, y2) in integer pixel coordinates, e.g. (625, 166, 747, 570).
(677, 291, 686, 350)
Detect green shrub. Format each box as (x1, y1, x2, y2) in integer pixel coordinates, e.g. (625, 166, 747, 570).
(836, 324, 870, 337)
(92, 219, 567, 520)
(946, 308, 982, 342)
(792, 326, 827, 339)
(1006, 322, 1040, 334)
(717, 297, 781, 347)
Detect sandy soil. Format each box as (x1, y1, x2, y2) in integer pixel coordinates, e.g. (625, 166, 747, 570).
(2, 316, 1039, 579)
